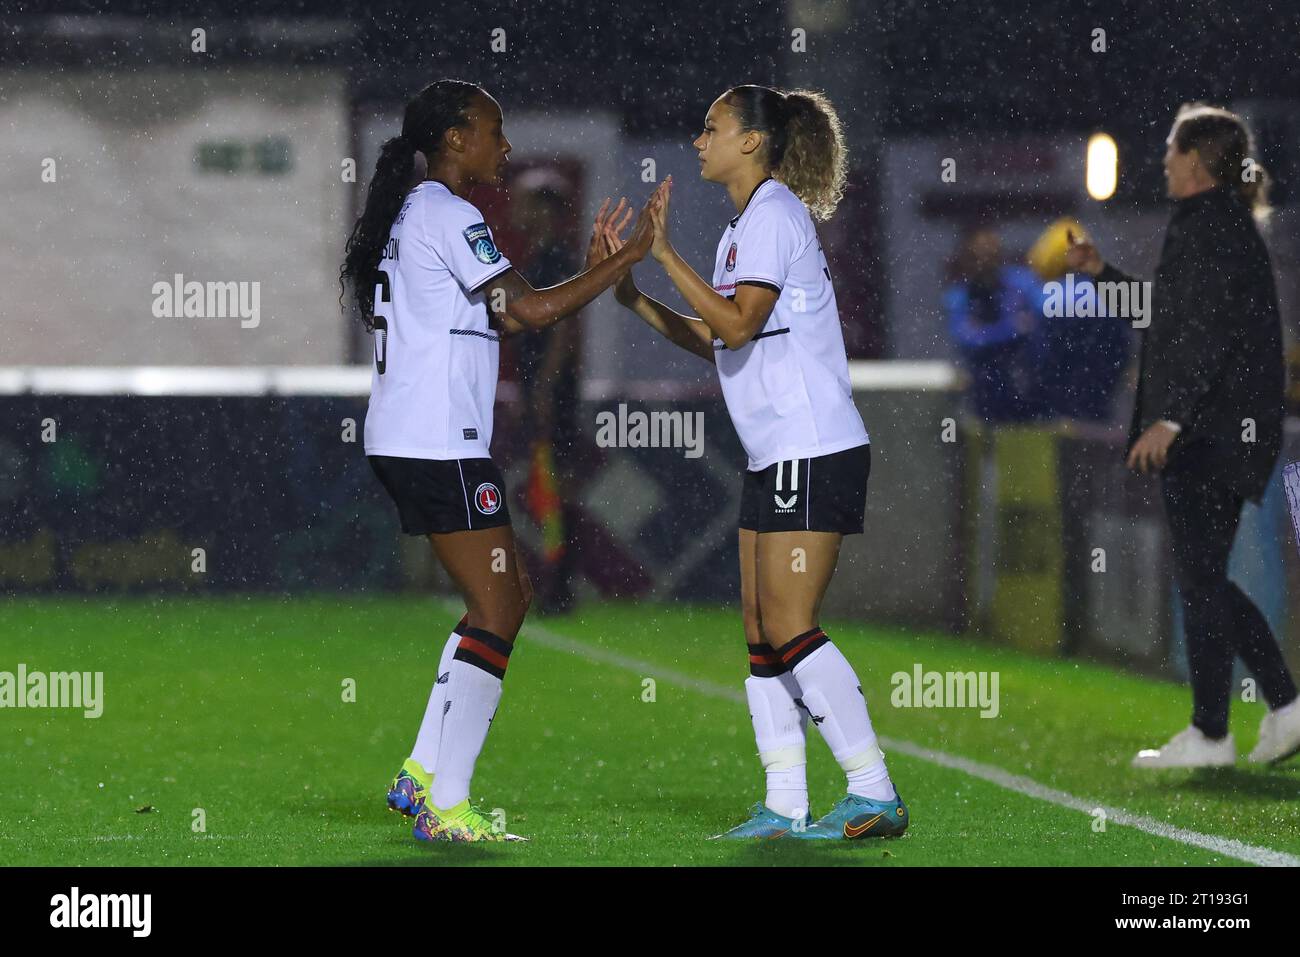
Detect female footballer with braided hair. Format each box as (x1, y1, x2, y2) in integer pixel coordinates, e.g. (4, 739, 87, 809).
(342, 79, 656, 843)
(597, 85, 908, 840)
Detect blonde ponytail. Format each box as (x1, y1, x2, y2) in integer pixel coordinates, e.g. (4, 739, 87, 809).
(723, 85, 849, 221)
(775, 90, 847, 221)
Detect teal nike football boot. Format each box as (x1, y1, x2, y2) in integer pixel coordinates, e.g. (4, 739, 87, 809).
(788, 791, 909, 840)
(711, 803, 813, 840)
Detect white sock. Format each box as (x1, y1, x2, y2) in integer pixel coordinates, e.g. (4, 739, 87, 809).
(409, 627, 462, 775)
(789, 637, 896, 802)
(745, 672, 809, 819)
(430, 629, 510, 810)
(844, 750, 895, 802)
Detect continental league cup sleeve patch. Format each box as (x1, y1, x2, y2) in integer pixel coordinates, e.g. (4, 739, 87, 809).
(462, 222, 502, 265)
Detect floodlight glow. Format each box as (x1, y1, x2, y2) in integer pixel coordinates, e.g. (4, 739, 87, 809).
(1087, 133, 1118, 200)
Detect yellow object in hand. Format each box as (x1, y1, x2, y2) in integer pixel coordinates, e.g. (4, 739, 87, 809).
(1028, 217, 1089, 281)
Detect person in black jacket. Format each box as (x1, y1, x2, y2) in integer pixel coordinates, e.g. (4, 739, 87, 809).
(1067, 103, 1300, 768)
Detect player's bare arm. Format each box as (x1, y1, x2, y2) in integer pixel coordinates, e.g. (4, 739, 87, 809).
(648, 178, 779, 350)
(484, 189, 659, 336)
(594, 198, 716, 363)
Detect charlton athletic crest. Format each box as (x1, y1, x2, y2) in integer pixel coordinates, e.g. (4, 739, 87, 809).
(474, 482, 502, 515)
(725, 242, 737, 272)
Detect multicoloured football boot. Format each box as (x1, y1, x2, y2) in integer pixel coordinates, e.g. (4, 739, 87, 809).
(413, 800, 528, 843)
(386, 758, 431, 817)
(787, 791, 909, 840)
(710, 803, 813, 840)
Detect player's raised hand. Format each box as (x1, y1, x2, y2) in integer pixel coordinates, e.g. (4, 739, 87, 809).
(603, 197, 635, 248)
(1065, 228, 1103, 277)
(599, 207, 640, 307)
(585, 197, 628, 270)
(625, 181, 666, 261)
(647, 176, 673, 263)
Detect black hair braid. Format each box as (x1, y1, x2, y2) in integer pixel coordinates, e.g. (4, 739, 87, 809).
(340, 79, 483, 329)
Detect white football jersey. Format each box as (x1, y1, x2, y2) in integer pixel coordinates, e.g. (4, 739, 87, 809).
(363, 180, 513, 460)
(711, 178, 868, 471)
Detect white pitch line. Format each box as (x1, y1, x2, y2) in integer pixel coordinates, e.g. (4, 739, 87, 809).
(505, 613, 1300, 868)
(882, 739, 1300, 868)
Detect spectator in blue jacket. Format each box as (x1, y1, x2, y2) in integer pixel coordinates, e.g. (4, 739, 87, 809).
(1028, 218, 1130, 423)
(944, 228, 1047, 422)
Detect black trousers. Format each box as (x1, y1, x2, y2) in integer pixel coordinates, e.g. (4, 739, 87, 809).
(1161, 470, 1297, 739)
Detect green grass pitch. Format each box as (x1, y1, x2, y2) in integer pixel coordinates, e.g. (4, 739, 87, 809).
(2, 596, 1297, 866)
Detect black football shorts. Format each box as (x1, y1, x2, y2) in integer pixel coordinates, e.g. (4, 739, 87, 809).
(368, 455, 512, 535)
(739, 443, 870, 534)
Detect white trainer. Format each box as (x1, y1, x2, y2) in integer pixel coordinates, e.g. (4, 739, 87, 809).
(1248, 700, 1300, 765)
(1131, 725, 1236, 769)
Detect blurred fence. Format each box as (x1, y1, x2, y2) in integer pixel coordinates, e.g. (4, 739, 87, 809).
(1, 365, 1296, 680)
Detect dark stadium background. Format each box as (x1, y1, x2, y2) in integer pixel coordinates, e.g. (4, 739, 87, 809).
(4, 0, 1300, 676)
(7, 0, 1300, 891)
